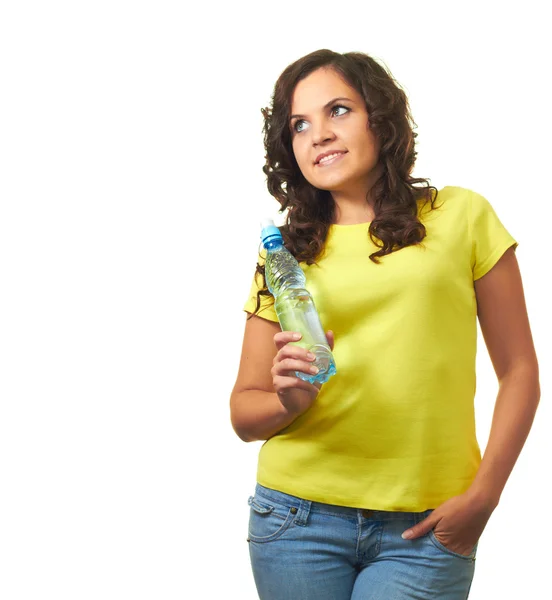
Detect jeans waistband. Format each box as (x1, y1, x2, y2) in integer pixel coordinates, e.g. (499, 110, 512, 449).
(255, 483, 433, 521)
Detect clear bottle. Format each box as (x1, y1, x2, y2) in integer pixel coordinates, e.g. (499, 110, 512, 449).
(260, 218, 337, 384)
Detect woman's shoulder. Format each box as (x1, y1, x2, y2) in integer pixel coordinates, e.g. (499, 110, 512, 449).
(418, 185, 474, 220)
(436, 185, 478, 204)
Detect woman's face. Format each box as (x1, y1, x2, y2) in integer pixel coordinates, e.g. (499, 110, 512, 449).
(289, 67, 381, 195)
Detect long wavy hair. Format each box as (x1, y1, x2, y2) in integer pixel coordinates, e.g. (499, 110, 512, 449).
(248, 49, 441, 320)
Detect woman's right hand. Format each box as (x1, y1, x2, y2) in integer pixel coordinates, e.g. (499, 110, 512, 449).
(271, 330, 335, 418)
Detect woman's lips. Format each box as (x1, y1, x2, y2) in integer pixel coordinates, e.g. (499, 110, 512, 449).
(316, 152, 347, 167)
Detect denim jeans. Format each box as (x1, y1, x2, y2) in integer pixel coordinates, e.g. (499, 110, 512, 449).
(247, 483, 478, 600)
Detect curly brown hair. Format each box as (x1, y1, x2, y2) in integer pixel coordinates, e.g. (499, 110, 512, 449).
(248, 49, 441, 320)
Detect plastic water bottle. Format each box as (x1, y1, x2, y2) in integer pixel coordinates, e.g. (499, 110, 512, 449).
(260, 218, 337, 384)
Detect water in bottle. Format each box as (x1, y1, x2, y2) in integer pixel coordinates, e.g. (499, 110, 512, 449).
(260, 218, 337, 384)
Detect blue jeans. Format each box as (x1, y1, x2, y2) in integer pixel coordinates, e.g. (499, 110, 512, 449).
(247, 483, 478, 599)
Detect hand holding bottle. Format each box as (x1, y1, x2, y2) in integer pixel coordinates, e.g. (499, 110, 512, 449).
(271, 330, 335, 418)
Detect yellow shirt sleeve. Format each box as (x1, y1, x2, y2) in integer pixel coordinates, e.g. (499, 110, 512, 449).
(469, 190, 518, 280)
(243, 246, 279, 322)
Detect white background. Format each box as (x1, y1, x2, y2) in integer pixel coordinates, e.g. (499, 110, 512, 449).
(0, 1, 550, 598)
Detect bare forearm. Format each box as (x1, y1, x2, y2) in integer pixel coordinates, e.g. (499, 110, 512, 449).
(231, 389, 298, 442)
(470, 363, 541, 507)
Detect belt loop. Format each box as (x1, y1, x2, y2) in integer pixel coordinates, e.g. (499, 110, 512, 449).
(294, 498, 311, 526)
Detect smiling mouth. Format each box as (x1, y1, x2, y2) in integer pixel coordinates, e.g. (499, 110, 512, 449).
(316, 152, 347, 167)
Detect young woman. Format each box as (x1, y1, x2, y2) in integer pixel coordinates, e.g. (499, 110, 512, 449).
(229, 49, 540, 599)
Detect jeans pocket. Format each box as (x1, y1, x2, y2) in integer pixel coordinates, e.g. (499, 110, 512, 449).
(428, 529, 478, 561)
(247, 495, 296, 543)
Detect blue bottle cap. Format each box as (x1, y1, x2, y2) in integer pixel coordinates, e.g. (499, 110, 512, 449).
(260, 218, 283, 246)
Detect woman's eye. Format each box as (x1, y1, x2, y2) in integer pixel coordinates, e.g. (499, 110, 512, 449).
(332, 105, 349, 117)
(293, 105, 349, 133)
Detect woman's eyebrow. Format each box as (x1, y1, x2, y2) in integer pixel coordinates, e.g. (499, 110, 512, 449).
(290, 97, 354, 121)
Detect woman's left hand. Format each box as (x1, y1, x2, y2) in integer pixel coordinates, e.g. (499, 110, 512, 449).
(401, 490, 496, 556)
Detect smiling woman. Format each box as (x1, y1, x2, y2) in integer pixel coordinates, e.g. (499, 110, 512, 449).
(288, 71, 383, 218)
(230, 48, 540, 600)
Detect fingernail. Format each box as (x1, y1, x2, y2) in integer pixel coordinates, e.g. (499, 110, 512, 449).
(307, 352, 315, 360)
(402, 530, 413, 539)
(293, 333, 301, 340)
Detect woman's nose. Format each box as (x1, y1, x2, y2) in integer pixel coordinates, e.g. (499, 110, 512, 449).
(311, 123, 336, 145)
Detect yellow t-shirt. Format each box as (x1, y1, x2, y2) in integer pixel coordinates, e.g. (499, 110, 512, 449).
(242, 186, 518, 511)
